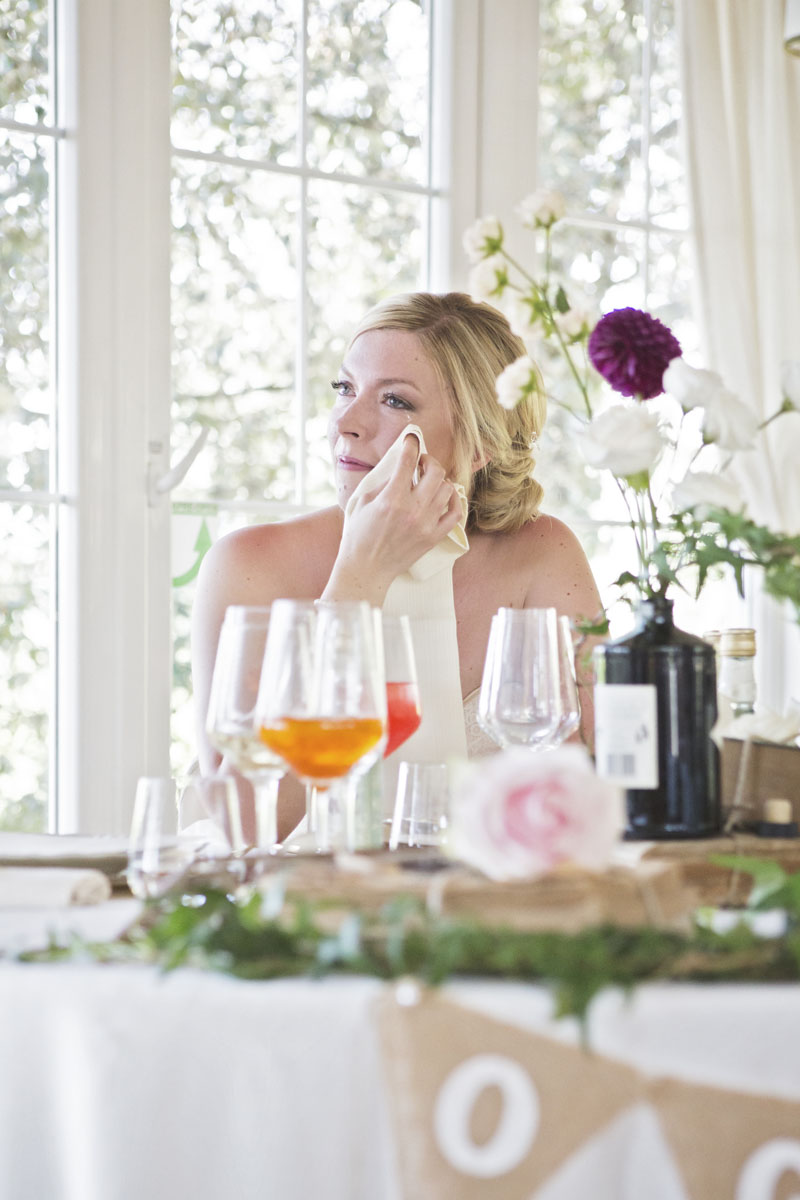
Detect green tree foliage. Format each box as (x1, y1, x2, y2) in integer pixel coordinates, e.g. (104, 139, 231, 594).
(534, 0, 689, 528)
(0, 0, 690, 818)
(168, 0, 429, 772)
(0, 0, 51, 829)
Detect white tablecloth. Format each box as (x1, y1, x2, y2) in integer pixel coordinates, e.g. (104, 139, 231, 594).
(1, 921, 800, 1200)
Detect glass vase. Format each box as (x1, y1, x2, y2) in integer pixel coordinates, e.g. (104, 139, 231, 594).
(594, 595, 721, 839)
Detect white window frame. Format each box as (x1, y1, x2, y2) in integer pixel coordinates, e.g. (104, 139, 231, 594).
(47, 0, 537, 834)
(56, 0, 172, 834)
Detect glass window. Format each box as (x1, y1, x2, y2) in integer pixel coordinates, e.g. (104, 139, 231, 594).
(0, 0, 56, 831)
(169, 0, 437, 774)
(534, 0, 740, 636)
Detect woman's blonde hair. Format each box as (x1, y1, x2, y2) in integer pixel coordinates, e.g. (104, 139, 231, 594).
(348, 292, 546, 533)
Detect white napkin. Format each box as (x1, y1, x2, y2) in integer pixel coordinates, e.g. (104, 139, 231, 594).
(722, 702, 800, 746)
(0, 866, 112, 908)
(0, 831, 129, 865)
(344, 423, 469, 584)
(346, 425, 470, 812)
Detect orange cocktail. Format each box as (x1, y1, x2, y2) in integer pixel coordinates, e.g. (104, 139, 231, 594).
(259, 716, 384, 784)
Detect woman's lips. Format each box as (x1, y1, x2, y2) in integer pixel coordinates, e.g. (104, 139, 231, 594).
(337, 455, 372, 472)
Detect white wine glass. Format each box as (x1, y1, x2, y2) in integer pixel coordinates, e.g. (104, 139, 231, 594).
(205, 605, 286, 854)
(256, 599, 387, 852)
(477, 606, 563, 751)
(551, 614, 582, 746)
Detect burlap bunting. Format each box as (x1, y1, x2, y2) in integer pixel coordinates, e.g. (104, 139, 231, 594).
(376, 990, 800, 1199)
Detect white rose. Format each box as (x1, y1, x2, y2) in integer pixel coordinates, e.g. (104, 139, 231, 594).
(496, 355, 537, 410)
(782, 360, 800, 408)
(671, 470, 746, 517)
(700, 388, 760, 450)
(504, 294, 538, 340)
(554, 305, 592, 341)
(515, 189, 566, 230)
(578, 404, 666, 478)
(462, 215, 503, 263)
(467, 254, 508, 301)
(448, 746, 623, 882)
(663, 358, 725, 412)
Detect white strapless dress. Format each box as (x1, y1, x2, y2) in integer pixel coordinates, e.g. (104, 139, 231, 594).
(462, 689, 500, 759)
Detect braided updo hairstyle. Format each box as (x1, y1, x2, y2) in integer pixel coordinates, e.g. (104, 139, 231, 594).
(347, 292, 546, 533)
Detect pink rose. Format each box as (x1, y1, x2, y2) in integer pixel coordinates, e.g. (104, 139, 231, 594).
(448, 746, 623, 882)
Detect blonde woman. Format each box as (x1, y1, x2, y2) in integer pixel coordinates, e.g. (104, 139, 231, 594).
(192, 292, 602, 839)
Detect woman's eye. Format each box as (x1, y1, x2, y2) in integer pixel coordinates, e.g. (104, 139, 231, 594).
(330, 379, 352, 397)
(385, 392, 412, 411)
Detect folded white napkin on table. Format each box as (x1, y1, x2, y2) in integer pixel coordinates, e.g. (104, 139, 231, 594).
(0, 866, 112, 908)
(723, 703, 800, 745)
(345, 424, 470, 813)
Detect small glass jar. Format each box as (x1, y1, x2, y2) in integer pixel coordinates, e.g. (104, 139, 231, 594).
(718, 628, 756, 718)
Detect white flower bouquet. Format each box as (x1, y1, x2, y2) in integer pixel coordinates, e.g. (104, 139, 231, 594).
(464, 192, 800, 622)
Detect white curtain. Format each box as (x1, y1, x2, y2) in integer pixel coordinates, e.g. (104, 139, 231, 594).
(679, 0, 800, 710)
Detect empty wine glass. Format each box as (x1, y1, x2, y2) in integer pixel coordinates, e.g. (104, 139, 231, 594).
(256, 599, 387, 852)
(477, 606, 562, 751)
(205, 606, 286, 854)
(128, 776, 198, 899)
(382, 614, 422, 758)
(176, 773, 246, 856)
(176, 773, 249, 890)
(389, 761, 451, 850)
(552, 614, 582, 746)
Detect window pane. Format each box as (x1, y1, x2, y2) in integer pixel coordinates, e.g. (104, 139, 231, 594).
(304, 179, 426, 505)
(649, 0, 686, 229)
(539, 0, 645, 222)
(0, 0, 50, 125)
(171, 158, 299, 504)
(306, 0, 429, 183)
(647, 229, 699, 358)
(169, 0, 439, 771)
(170, 505, 265, 777)
(0, 503, 50, 831)
(171, 0, 301, 163)
(537, 220, 647, 417)
(0, 130, 51, 493)
(578, 521, 640, 633)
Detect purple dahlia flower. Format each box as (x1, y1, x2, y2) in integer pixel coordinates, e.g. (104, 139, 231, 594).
(588, 307, 682, 400)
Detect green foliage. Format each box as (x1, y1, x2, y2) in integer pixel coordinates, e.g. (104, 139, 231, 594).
(712, 856, 800, 917)
(671, 509, 800, 625)
(169, 0, 428, 509)
(2, 0, 689, 823)
(22, 870, 800, 1022)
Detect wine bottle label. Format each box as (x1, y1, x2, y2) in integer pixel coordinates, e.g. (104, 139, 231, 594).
(594, 684, 658, 788)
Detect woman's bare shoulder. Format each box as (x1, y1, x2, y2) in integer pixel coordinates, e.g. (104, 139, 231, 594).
(513, 512, 603, 619)
(198, 506, 343, 605)
(515, 512, 586, 552)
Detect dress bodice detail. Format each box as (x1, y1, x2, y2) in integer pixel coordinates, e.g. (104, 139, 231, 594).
(462, 689, 500, 759)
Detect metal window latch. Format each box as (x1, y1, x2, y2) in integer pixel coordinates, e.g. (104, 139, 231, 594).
(147, 427, 210, 507)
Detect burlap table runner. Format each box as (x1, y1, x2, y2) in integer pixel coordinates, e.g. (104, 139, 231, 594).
(258, 852, 698, 932)
(376, 989, 800, 1200)
(623, 834, 800, 906)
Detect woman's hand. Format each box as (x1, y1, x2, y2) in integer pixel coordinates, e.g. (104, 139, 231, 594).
(323, 436, 462, 605)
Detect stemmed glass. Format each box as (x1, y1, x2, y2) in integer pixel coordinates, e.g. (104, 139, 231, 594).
(477, 606, 563, 751)
(382, 614, 422, 758)
(552, 614, 582, 746)
(256, 600, 387, 852)
(205, 605, 286, 854)
(128, 776, 198, 899)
